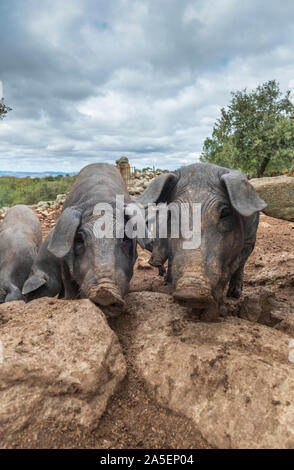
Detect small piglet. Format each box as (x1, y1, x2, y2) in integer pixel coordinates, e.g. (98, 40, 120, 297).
(0, 205, 42, 302)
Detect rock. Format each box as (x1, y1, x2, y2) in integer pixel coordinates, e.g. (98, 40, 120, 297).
(225, 287, 290, 326)
(251, 175, 294, 221)
(275, 312, 294, 337)
(134, 186, 144, 193)
(0, 298, 126, 447)
(128, 291, 294, 449)
(40, 209, 50, 217)
(128, 170, 161, 194)
(56, 194, 66, 204)
(37, 201, 50, 209)
(247, 252, 294, 287)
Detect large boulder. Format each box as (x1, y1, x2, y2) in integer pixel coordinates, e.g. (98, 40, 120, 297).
(250, 175, 294, 221)
(128, 291, 294, 449)
(0, 298, 126, 448)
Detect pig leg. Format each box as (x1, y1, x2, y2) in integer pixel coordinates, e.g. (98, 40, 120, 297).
(227, 265, 244, 298)
(61, 264, 80, 300)
(227, 242, 255, 298)
(158, 265, 166, 276)
(148, 237, 168, 277)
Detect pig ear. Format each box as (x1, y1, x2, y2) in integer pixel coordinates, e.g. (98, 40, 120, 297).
(124, 202, 154, 252)
(136, 208, 153, 252)
(48, 207, 82, 258)
(22, 272, 47, 295)
(135, 173, 178, 207)
(221, 172, 267, 217)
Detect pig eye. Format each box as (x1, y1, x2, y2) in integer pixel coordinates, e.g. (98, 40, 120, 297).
(220, 206, 231, 219)
(75, 232, 84, 244)
(74, 232, 85, 254)
(218, 205, 233, 233)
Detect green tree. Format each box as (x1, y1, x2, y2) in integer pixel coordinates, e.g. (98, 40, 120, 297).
(0, 99, 12, 119)
(201, 80, 294, 177)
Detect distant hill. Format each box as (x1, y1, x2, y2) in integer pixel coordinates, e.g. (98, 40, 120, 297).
(0, 171, 76, 178)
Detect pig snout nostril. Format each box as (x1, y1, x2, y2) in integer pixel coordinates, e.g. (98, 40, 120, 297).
(93, 300, 125, 318)
(110, 302, 119, 309)
(173, 288, 215, 309)
(88, 282, 125, 314)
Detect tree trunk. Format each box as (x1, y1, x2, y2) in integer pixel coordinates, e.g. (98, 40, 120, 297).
(257, 156, 271, 177)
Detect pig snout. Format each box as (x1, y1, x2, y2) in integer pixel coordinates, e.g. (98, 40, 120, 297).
(173, 275, 215, 308)
(173, 276, 220, 321)
(172, 258, 220, 320)
(171, 250, 222, 319)
(87, 278, 125, 315)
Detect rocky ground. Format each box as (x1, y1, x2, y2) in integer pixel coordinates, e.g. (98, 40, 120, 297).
(1, 192, 294, 448)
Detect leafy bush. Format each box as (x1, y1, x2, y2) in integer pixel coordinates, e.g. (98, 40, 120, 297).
(0, 175, 76, 207)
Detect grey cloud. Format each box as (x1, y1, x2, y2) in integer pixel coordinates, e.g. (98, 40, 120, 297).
(0, 0, 294, 172)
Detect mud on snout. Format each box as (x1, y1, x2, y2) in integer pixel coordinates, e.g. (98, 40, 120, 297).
(86, 278, 126, 317)
(173, 270, 222, 321)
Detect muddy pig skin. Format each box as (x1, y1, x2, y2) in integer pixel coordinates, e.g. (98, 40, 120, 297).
(0, 205, 42, 302)
(136, 163, 267, 319)
(46, 163, 147, 316)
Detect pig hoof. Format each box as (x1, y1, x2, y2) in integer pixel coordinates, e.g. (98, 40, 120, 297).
(158, 265, 166, 277)
(148, 259, 166, 278)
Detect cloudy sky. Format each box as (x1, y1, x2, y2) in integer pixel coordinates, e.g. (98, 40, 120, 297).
(0, 0, 294, 172)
